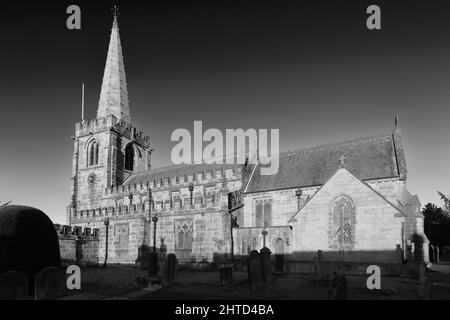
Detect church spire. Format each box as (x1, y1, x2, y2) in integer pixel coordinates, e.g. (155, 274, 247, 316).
(97, 7, 131, 122)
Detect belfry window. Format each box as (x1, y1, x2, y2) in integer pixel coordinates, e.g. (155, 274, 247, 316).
(88, 140, 99, 166)
(125, 143, 134, 171)
(330, 195, 355, 249)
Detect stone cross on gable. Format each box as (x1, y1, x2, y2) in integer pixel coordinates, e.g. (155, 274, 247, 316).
(338, 155, 347, 168)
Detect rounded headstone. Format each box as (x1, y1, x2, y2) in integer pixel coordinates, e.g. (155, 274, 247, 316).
(0, 205, 61, 292)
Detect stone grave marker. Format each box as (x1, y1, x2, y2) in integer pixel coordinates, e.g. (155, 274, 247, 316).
(147, 251, 159, 277)
(315, 250, 327, 280)
(247, 250, 264, 291)
(429, 244, 435, 263)
(443, 245, 450, 258)
(0, 270, 29, 300)
(219, 262, 234, 287)
(161, 253, 178, 284)
(412, 234, 425, 263)
(260, 247, 273, 283)
(434, 246, 440, 263)
(328, 272, 347, 300)
(313, 256, 323, 280)
(417, 263, 432, 299)
(35, 266, 67, 300)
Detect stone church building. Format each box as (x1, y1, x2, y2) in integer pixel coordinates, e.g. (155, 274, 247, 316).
(66, 14, 428, 271)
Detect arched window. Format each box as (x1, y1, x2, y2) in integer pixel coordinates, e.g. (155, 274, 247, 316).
(255, 202, 263, 227)
(87, 140, 99, 166)
(255, 199, 273, 227)
(330, 195, 355, 249)
(125, 143, 134, 171)
(263, 201, 272, 227)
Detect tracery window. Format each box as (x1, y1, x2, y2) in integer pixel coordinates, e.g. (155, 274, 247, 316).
(330, 195, 355, 249)
(255, 199, 272, 227)
(87, 140, 99, 166)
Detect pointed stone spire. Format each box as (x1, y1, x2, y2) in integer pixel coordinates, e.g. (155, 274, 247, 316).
(97, 7, 131, 123)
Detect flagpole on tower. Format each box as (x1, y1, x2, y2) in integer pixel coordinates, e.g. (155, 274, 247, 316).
(81, 83, 85, 123)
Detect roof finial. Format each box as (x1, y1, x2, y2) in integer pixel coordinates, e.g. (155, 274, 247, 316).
(112, 5, 119, 17)
(111, 5, 119, 26)
(394, 114, 401, 135)
(338, 154, 347, 168)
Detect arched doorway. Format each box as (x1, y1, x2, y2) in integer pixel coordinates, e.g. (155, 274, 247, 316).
(275, 238, 284, 272)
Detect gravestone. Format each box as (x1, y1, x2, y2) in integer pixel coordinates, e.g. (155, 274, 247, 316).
(443, 246, 450, 258)
(148, 251, 159, 277)
(313, 257, 323, 280)
(417, 263, 432, 299)
(328, 272, 347, 300)
(260, 247, 273, 283)
(429, 244, 435, 263)
(0, 270, 29, 300)
(161, 253, 178, 284)
(35, 266, 67, 300)
(412, 233, 425, 263)
(434, 246, 440, 263)
(219, 262, 234, 286)
(314, 250, 326, 281)
(0, 206, 61, 293)
(135, 245, 151, 269)
(247, 250, 264, 291)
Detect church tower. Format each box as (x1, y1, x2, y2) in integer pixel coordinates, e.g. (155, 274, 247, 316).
(67, 10, 151, 224)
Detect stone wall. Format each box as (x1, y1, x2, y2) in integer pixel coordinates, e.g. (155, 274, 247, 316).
(54, 224, 100, 266)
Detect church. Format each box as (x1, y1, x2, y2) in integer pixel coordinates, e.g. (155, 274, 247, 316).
(66, 13, 428, 271)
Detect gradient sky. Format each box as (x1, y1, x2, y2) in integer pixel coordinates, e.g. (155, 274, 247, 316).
(1, 0, 449, 223)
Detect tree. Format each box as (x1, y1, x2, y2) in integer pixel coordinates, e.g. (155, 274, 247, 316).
(438, 191, 450, 213)
(422, 202, 450, 248)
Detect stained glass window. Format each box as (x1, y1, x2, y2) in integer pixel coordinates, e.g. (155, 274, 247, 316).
(330, 196, 354, 249)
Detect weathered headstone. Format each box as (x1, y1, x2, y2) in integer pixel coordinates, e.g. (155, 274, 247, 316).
(434, 246, 440, 263)
(35, 266, 67, 300)
(161, 253, 178, 284)
(412, 233, 425, 263)
(247, 250, 264, 291)
(328, 272, 347, 300)
(429, 244, 435, 263)
(148, 251, 159, 277)
(219, 263, 234, 286)
(314, 256, 323, 280)
(417, 264, 432, 300)
(135, 245, 151, 269)
(0, 271, 29, 300)
(260, 247, 273, 283)
(314, 250, 327, 281)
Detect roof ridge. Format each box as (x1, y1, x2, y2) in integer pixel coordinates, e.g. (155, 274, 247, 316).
(279, 132, 392, 158)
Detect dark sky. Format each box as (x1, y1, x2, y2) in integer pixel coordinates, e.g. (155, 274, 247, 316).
(1, 0, 449, 223)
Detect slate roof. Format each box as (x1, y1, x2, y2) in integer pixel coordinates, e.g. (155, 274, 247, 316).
(245, 133, 407, 193)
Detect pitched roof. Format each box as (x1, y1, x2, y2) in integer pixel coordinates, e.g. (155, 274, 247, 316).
(246, 133, 406, 193)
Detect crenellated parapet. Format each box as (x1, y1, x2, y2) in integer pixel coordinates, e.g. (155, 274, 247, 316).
(75, 114, 150, 148)
(54, 224, 100, 240)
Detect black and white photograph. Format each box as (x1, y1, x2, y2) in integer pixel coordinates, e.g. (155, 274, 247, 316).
(0, 0, 450, 313)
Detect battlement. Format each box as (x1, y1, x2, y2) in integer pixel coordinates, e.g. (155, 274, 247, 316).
(106, 166, 242, 196)
(75, 115, 150, 147)
(54, 224, 100, 240)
